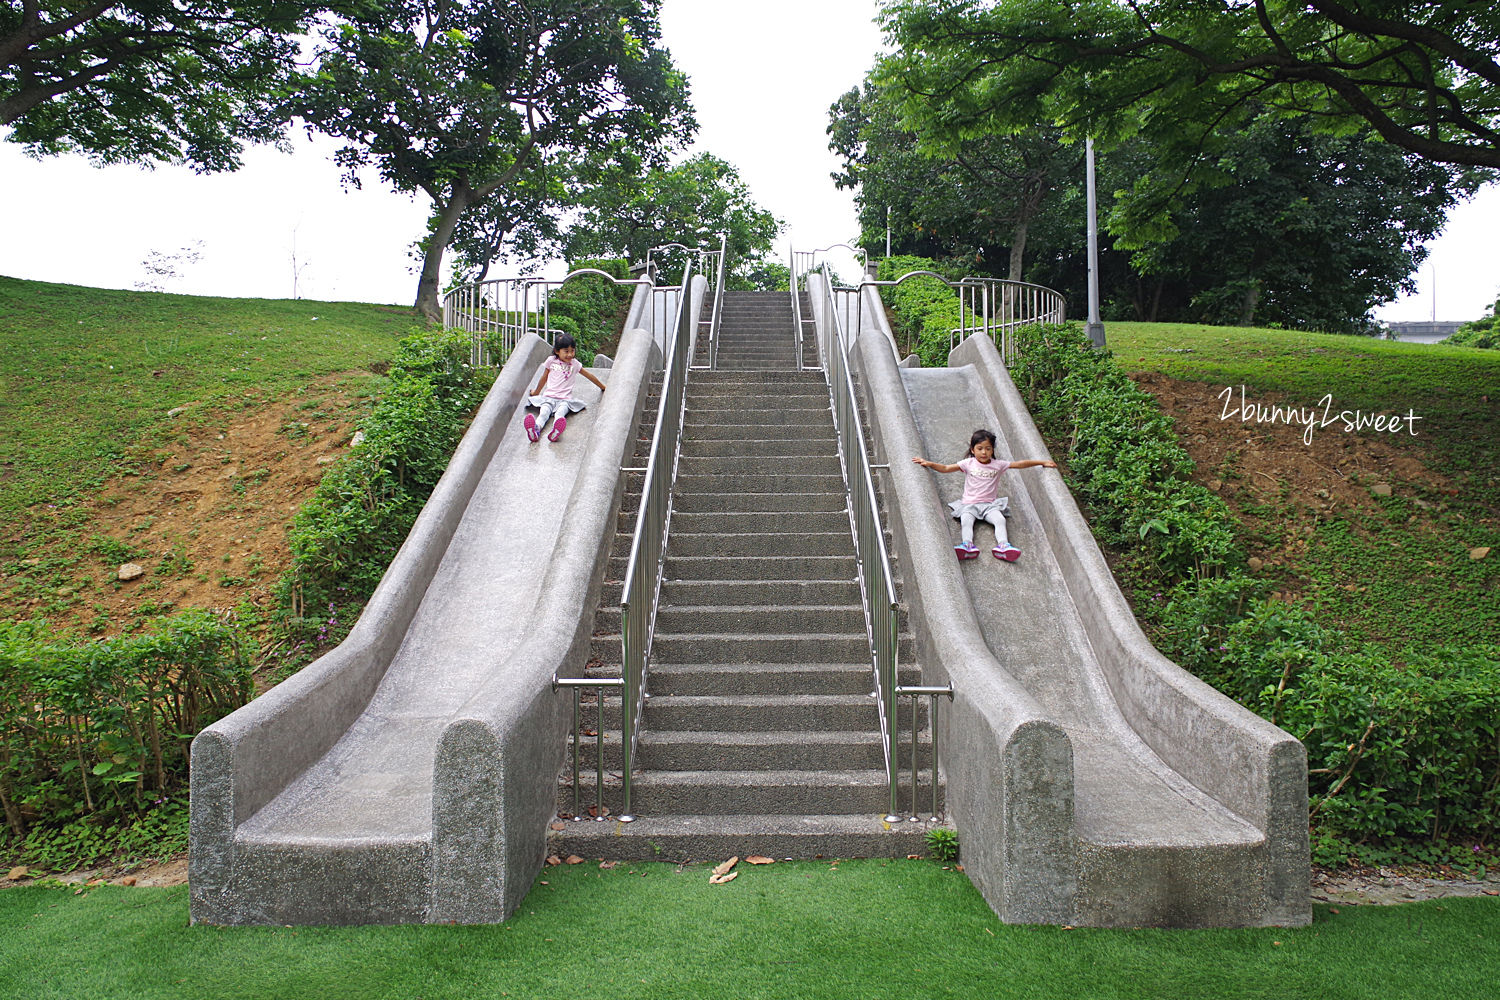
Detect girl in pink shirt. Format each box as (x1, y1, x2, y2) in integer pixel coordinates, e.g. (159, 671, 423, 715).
(524, 334, 607, 442)
(913, 428, 1056, 561)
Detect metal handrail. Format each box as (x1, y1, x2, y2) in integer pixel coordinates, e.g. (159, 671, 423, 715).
(552, 676, 625, 821)
(691, 234, 728, 370)
(893, 684, 953, 822)
(616, 250, 703, 821)
(791, 242, 869, 283)
(853, 272, 1065, 366)
(441, 270, 656, 366)
(810, 263, 905, 820)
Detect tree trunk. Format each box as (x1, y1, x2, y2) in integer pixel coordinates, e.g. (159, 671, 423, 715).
(1238, 279, 1262, 327)
(414, 186, 475, 323)
(1007, 220, 1029, 283)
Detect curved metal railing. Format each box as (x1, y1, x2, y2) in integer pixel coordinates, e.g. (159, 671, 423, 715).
(853, 270, 1065, 366)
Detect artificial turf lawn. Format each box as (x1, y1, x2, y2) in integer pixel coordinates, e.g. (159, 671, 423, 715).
(2, 860, 1497, 1000)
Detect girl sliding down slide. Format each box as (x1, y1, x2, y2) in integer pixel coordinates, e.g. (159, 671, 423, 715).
(913, 428, 1056, 561)
(524, 333, 607, 442)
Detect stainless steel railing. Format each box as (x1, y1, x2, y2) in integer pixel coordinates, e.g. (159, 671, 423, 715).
(892, 685, 953, 822)
(850, 270, 1065, 367)
(690, 234, 727, 370)
(441, 270, 658, 366)
(809, 263, 908, 820)
(551, 676, 625, 821)
(615, 250, 703, 821)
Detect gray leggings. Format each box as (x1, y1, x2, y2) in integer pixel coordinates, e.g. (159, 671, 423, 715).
(959, 506, 1010, 548)
(535, 399, 569, 429)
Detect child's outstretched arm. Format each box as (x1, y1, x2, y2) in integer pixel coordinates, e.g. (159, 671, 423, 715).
(532, 368, 550, 396)
(582, 368, 607, 392)
(912, 456, 963, 473)
(1009, 459, 1058, 470)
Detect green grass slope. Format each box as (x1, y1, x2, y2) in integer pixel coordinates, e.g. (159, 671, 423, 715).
(0, 276, 418, 514)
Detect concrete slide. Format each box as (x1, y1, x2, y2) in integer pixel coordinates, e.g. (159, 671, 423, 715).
(838, 279, 1310, 927)
(190, 282, 683, 925)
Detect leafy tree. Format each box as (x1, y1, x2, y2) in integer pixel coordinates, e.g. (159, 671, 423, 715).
(1444, 298, 1500, 349)
(879, 0, 1500, 237)
(1, 0, 312, 170)
(291, 0, 695, 321)
(1126, 117, 1475, 331)
(828, 78, 1078, 280)
(564, 152, 781, 285)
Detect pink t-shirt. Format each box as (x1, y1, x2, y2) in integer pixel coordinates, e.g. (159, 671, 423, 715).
(957, 457, 1011, 505)
(540, 356, 583, 400)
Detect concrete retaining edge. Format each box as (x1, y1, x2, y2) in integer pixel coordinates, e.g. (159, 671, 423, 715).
(189, 333, 554, 923)
(429, 324, 663, 923)
(821, 276, 1078, 924)
(952, 331, 1310, 926)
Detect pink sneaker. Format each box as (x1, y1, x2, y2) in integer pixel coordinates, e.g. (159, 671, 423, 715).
(523, 413, 540, 442)
(547, 416, 567, 442)
(993, 545, 1021, 562)
(955, 543, 979, 561)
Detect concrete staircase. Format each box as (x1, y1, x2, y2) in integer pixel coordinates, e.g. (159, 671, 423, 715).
(554, 292, 930, 861)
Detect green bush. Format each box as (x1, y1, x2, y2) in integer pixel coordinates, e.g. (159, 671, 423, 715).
(549, 258, 632, 364)
(1026, 322, 1500, 863)
(876, 255, 968, 366)
(1442, 298, 1499, 350)
(1012, 321, 1242, 579)
(276, 328, 494, 662)
(0, 612, 250, 845)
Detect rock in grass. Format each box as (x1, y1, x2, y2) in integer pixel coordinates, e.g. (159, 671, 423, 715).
(1472, 547, 1491, 561)
(117, 562, 145, 581)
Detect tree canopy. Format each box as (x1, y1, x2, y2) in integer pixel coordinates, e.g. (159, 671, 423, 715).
(1, 0, 312, 171)
(564, 152, 781, 285)
(879, 0, 1500, 229)
(291, 0, 696, 320)
(829, 79, 1078, 280)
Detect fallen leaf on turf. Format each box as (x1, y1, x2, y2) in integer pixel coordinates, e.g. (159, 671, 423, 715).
(1329, 907, 1339, 914)
(549, 822, 566, 831)
(955, 864, 965, 872)
(118, 876, 137, 886)
(6, 867, 27, 880)
(546, 855, 561, 866)
(709, 871, 739, 885)
(906, 854, 921, 860)
(565, 855, 585, 865)
(599, 861, 619, 869)
(1485, 890, 1499, 896)
(587, 805, 610, 818)
(539, 881, 549, 886)
(712, 857, 739, 877)
(745, 856, 775, 865)
(1272, 941, 1282, 946)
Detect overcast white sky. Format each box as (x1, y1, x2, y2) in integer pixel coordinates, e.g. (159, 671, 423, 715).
(0, 0, 1493, 322)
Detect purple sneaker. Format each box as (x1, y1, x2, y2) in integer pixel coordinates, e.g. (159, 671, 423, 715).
(955, 543, 979, 561)
(524, 413, 540, 442)
(993, 545, 1021, 562)
(547, 416, 567, 442)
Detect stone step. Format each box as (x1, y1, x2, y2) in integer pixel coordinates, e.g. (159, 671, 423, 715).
(662, 553, 856, 581)
(675, 473, 845, 494)
(684, 412, 835, 432)
(654, 604, 866, 635)
(667, 531, 853, 558)
(646, 661, 901, 697)
(546, 813, 935, 862)
(647, 633, 879, 664)
(686, 396, 827, 412)
(563, 768, 938, 816)
(669, 491, 847, 514)
(660, 578, 860, 606)
(644, 693, 880, 731)
(679, 439, 835, 459)
(669, 510, 850, 534)
(561, 729, 887, 770)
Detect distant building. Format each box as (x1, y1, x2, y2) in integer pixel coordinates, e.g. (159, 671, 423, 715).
(1381, 321, 1465, 343)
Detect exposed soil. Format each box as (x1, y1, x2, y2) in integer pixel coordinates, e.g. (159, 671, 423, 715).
(1124, 371, 1459, 604)
(2, 373, 373, 652)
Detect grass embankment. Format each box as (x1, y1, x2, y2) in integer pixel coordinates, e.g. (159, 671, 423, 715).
(1107, 321, 1499, 654)
(3, 861, 1497, 1000)
(0, 276, 415, 513)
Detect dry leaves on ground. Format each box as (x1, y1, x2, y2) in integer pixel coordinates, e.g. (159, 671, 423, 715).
(745, 856, 775, 865)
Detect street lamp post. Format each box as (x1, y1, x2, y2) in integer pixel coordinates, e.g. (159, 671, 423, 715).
(1085, 138, 1106, 348)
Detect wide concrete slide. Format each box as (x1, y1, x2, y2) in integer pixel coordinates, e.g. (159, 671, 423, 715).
(190, 281, 676, 925)
(841, 279, 1309, 927)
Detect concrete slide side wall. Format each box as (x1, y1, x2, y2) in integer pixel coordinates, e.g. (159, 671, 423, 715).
(811, 275, 1077, 925)
(190, 288, 667, 924)
(847, 282, 1309, 927)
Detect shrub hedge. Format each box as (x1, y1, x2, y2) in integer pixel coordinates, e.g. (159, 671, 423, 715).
(545, 258, 632, 365)
(0, 611, 250, 844)
(876, 255, 970, 367)
(1014, 321, 1499, 865)
(275, 328, 494, 659)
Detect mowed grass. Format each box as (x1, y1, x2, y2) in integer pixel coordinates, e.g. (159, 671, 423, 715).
(2, 861, 1497, 1000)
(1106, 322, 1500, 652)
(0, 276, 418, 514)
